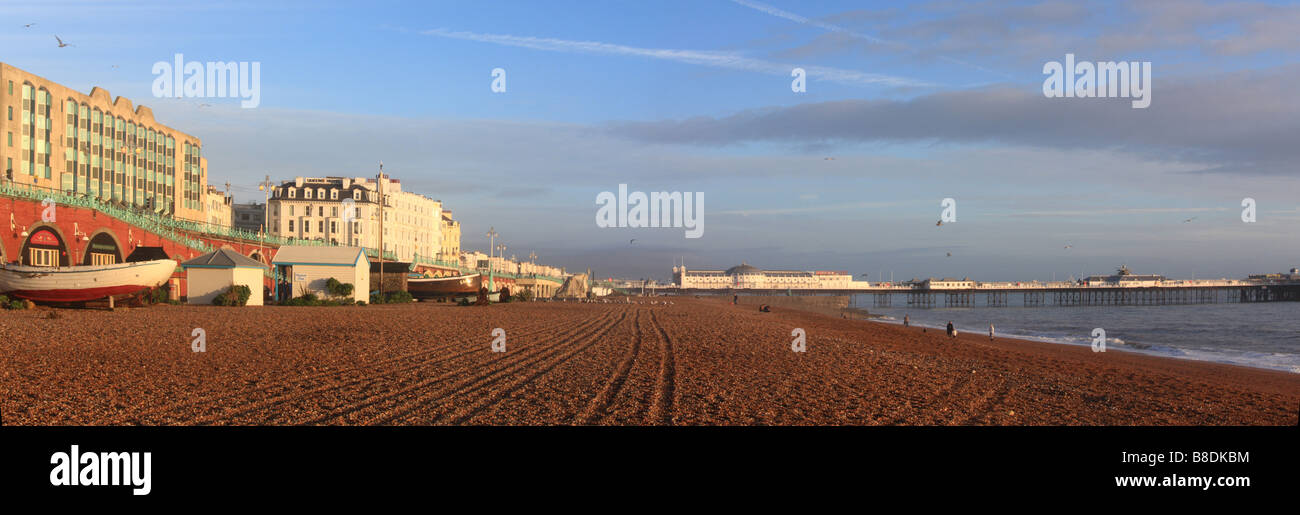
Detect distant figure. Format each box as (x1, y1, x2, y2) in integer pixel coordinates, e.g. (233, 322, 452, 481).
(946, 321, 956, 338)
(989, 324, 995, 340)
(903, 315, 910, 328)
(733, 294, 738, 305)
(759, 304, 771, 312)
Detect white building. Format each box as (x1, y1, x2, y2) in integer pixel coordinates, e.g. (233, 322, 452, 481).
(272, 246, 370, 303)
(182, 248, 268, 306)
(674, 263, 871, 290)
(267, 175, 442, 263)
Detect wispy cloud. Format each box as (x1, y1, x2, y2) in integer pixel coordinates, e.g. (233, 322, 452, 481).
(419, 27, 931, 88)
(729, 0, 1008, 78)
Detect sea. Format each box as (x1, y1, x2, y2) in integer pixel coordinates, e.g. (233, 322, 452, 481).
(852, 296, 1300, 374)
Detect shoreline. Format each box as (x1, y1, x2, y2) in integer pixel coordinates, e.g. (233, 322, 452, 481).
(2, 298, 1296, 425)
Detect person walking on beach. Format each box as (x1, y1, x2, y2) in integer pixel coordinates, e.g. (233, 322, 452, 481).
(903, 315, 910, 328)
(946, 321, 955, 339)
(733, 294, 738, 305)
(989, 324, 995, 340)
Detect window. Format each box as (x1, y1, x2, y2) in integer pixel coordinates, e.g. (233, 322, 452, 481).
(90, 253, 116, 266)
(330, 189, 338, 200)
(304, 189, 312, 199)
(330, 221, 337, 233)
(29, 248, 58, 267)
(318, 206, 323, 217)
(353, 190, 361, 200)
(6, 132, 10, 147)
(288, 220, 294, 232)
(6, 106, 10, 120)
(331, 207, 338, 217)
(288, 188, 297, 199)
(318, 221, 324, 233)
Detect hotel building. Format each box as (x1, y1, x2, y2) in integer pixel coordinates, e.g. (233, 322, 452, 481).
(673, 263, 871, 290)
(267, 175, 445, 263)
(0, 62, 208, 222)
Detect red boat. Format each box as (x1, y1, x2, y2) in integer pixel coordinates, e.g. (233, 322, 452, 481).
(406, 273, 483, 300)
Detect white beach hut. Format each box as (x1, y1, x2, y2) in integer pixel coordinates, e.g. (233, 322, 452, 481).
(271, 246, 370, 303)
(182, 248, 269, 306)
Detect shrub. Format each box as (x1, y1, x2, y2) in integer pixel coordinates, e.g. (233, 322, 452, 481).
(213, 284, 253, 307)
(148, 284, 171, 304)
(326, 278, 354, 298)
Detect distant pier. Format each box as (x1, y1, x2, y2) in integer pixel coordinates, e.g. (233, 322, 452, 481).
(665, 284, 1300, 308)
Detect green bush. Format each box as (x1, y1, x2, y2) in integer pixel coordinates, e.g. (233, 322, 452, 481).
(213, 284, 253, 306)
(326, 278, 354, 298)
(148, 284, 171, 304)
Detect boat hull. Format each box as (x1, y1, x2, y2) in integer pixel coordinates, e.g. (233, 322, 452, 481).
(0, 259, 178, 303)
(406, 273, 482, 299)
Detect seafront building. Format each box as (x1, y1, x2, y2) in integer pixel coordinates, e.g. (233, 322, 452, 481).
(439, 210, 461, 261)
(231, 202, 266, 232)
(0, 62, 208, 222)
(204, 185, 233, 227)
(267, 175, 456, 264)
(673, 263, 871, 290)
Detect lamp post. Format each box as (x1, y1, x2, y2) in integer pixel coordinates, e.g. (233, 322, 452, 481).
(486, 226, 499, 292)
(377, 161, 386, 299)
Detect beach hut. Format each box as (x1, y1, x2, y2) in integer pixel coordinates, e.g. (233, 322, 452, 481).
(271, 246, 369, 303)
(182, 248, 269, 306)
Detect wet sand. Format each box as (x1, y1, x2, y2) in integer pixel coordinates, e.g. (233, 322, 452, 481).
(0, 297, 1295, 425)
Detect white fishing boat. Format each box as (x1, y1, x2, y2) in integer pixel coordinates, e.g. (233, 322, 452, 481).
(0, 259, 177, 303)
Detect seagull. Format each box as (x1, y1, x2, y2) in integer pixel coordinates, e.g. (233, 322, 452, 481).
(824, 157, 835, 161)
(936, 220, 943, 227)
(55, 35, 71, 48)
(629, 238, 636, 244)
(24, 23, 36, 28)
(946, 252, 952, 257)
(1063, 244, 1073, 249)
(1183, 217, 1197, 223)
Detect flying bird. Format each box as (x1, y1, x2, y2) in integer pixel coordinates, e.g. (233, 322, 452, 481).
(24, 23, 36, 28)
(1183, 217, 1197, 223)
(55, 35, 71, 48)
(629, 238, 636, 245)
(1063, 244, 1073, 249)
(936, 220, 943, 227)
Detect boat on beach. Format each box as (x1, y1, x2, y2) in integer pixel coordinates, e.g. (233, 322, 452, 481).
(406, 272, 483, 300)
(0, 259, 178, 303)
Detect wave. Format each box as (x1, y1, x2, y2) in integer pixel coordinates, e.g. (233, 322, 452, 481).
(873, 318, 1300, 374)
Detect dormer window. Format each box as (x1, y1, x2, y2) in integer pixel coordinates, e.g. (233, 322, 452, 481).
(304, 189, 313, 199)
(317, 188, 325, 199)
(352, 190, 361, 200)
(288, 188, 296, 199)
(330, 189, 339, 200)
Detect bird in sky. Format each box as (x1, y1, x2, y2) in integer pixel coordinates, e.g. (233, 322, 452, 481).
(24, 23, 36, 28)
(1064, 244, 1073, 249)
(55, 35, 71, 48)
(629, 239, 636, 245)
(824, 157, 835, 161)
(1183, 217, 1197, 223)
(936, 220, 943, 227)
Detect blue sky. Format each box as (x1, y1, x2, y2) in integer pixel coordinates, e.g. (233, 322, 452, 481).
(3, 0, 1298, 281)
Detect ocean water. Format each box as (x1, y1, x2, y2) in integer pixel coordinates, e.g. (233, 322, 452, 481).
(853, 296, 1300, 373)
